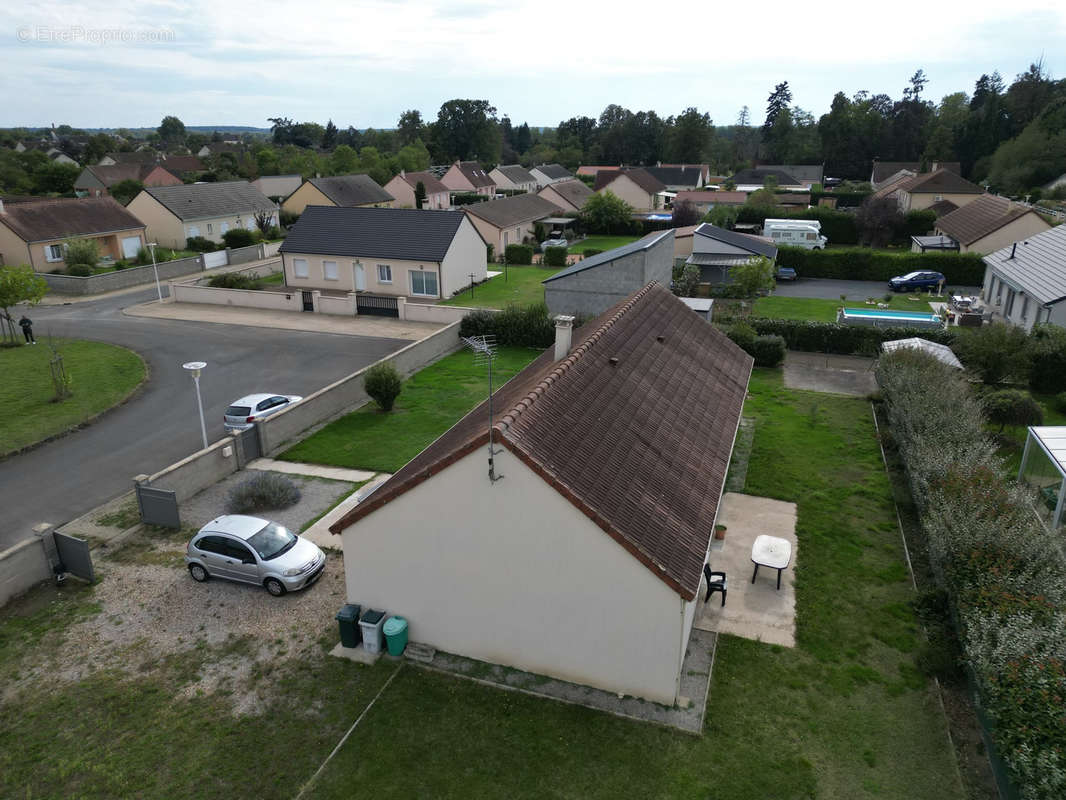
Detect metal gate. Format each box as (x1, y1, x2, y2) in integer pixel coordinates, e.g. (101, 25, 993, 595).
(54, 531, 94, 582)
(356, 294, 399, 317)
(301, 291, 314, 312)
(136, 484, 181, 529)
(239, 426, 261, 461)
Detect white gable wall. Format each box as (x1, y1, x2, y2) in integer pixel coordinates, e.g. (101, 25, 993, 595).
(439, 216, 489, 299)
(340, 446, 685, 704)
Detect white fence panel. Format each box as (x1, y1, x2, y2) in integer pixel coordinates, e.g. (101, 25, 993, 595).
(203, 250, 229, 269)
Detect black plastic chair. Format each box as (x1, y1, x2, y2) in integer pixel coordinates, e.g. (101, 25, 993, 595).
(703, 563, 727, 607)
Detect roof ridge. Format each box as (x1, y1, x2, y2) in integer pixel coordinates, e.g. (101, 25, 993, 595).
(496, 283, 658, 434)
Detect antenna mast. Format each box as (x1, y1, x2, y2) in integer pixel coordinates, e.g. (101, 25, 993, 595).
(461, 334, 504, 483)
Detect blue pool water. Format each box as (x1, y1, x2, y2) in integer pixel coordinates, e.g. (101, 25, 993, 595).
(842, 308, 939, 321)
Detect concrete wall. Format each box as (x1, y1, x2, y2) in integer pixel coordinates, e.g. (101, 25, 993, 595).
(283, 251, 443, 298)
(340, 447, 683, 704)
(545, 232, 674, 317)
(142, 436, 240, 504)
(403, 302, 484, 325)
(0, 534, 52, 608)
(257, 321, 463, 454)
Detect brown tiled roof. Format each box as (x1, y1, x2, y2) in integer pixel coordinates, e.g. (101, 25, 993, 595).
(897, 169, 983, 196)
(330, 283, 754, 600)
(928, 199, 959, 217)
(454, 161, 495, 189)
(539, 178, 592, 209)
(0, 197, 144, 242)
(79, 164, 177, 187)
(398, 170, 449, 196)
(162, 155, 206, 172)
(577, 165, 615, 176)
(102, 151, 158, 164)
(464, 193, 560, 228)
(870, 173, 914, 200)
(934, 194, 1041, 246)
(871, 160, 960, 185)
(594, 168, 667, 195)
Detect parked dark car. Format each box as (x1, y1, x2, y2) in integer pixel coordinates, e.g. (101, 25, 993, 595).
(888, 271, 946, 292)
(776, 266, 797, 281)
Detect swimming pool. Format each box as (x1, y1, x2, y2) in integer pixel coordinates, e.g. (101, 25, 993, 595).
(838, 307, 945, 329)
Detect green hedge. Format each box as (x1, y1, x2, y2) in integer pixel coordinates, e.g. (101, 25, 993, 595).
(775, 246, 986, 285)
(452, 193, 486, 206)
(459, 303, 553, 348)
(542, 246, 567, 267)
(504, 244, 533, 265)
(746, 317, 956, 355)
(737, 205, 859, 244)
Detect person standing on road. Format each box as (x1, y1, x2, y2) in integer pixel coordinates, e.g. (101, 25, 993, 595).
(19, 315, 35, 344)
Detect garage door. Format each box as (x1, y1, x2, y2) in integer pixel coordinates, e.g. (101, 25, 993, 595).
(122, 236, 142, 258)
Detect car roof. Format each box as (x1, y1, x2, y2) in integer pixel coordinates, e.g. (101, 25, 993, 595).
(200, 514, 270, 541)
(230, 393, 283, 405)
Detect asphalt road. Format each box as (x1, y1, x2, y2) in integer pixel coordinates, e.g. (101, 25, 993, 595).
(1, 289, 408, 550)
(773, 277, 980, 299)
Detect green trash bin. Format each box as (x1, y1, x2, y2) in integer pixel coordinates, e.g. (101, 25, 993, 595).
(335, 604, 361, 649)
(383, 616, 408, 656)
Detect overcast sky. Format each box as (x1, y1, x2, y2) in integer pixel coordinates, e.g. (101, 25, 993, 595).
(2, 0, 1064, 130)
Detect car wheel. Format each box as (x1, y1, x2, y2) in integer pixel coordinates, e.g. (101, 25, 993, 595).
(264, 577, 286, 597)
(189, 563, 209, 582)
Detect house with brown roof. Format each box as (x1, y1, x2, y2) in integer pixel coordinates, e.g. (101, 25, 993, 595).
(440, 160, 496, 198)
(870, 160, 960, 190)
(280, 175, 394, 216)
(74, 164, 182, 198)
(463, 193, 561, 254)
(383, 170, 451, 210)
(98, 151, 159, 166)
(488, 164, 538, 194)
(594, 168, 667, 211)
(913, 194, 1052, 255)
(674, 191, 748, 216)
(536, 178, 593, 212)
(0, 197, 146, 271)
(161, 155, 207, 176)
(329, 283, 753, 704)
(893, 169, 984, 212)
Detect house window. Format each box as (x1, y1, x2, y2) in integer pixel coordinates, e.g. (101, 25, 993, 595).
(45, 244, 64, 262)
(206, 223, 213, 234)
(246, 219, 256, 231)
(1021, 295, 1029, 320)
(187, 225, 200, 237)
(996, 280, 1004, 303)
(292, 258, 309, 278)
(323, 260, 338, 281)
(377, 264, 392, 283)
(934, 195, 943, 201)
(220, 222, 229, 234)
(409, 269, 438, 297)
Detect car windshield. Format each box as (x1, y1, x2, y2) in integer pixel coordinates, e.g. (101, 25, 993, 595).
(226, 405, 251, 417)
(247, 522, 297, 560)
(901, 272, 922, 280)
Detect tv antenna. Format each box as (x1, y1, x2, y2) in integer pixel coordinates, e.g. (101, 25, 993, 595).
(462, 334, 504, 484)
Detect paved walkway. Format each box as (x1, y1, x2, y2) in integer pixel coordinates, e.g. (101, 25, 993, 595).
(245, 458, 375, 484)
(783, 351, 877, 396)
(301, 474, 391, 550)
(124, 300, 444, 340)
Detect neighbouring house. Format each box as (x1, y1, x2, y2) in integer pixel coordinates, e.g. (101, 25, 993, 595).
(642, 164, 706, 191)
(913, 194, 1052, 255)
(927, 199, 959, 217)
(280, 175, 394, 216)
(197, 143, 244, 158)
(441, 160, 496, 198)
(594, 168, 667, 211)
(463, 193, 561, 254)
(529, 163, 574, 187)
(659, 163, 712, 185)
(577, 165, 616, 177)
(383, 170, 451, 210)
(98, 151, 159, 166)
(674, 191, 748, 215)
(251, 175, 304, 202)
(537, 179, 593, 212)
(685, 223, 777, 284)
(543, 229, 674, 316)
(758, 164, 824, 188)
(982, 225, 1066, 331)
(74, 164, 182, 198)
(672, 224, 699, 260)
(893, 170, 985, 212)
(160, 155, 207, 176)
(870, 160, 960, 190)
(0, 197, 146, 270)
(329, 282, 753, 705)
(126, 181, 277, 249)
(278, 205, 487, 302)
(489, 164, 539, 194)
(728, 168, 804, 192)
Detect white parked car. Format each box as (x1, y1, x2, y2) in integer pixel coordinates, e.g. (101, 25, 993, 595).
(224, 393, 302, 432)
(540, 237, 568, 251)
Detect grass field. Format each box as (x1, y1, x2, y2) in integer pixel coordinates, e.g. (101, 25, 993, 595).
(279, 346, 541, 472)
(0, 337, 146, 456)
(753, 292, 943, 322)
(440, 265, 562, 309)
(568, 235, 640, 254)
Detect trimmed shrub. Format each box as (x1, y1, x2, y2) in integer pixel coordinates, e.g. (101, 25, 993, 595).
(750, 334, 786, 367)
(904, 209, 937, 238)
(226, 472, 301, 514)
(983, 389, 1044, 431)
(542, 246, 567, 267)
(452, 192, 485, 206)
(459, 303, 554, 349)
(64, 237, 99, 271)
(504, 244, 533, 265)
(66, 263, 93, 277)
(208, 272, 263, 290)
(746, 317, 955, 355)
(1027, 324, 1066, 395)
(724, 322, 756, 352)
(221, 228, 258, 248)
(113, 260, 130, 270)
(364, 362, 403, 412)
(952, 324, 1031, 384)
(774, 246, 986, 285)
(581, 248, 603, 257)
(184, 236, 219, 253)
(486, 243, 495, 263)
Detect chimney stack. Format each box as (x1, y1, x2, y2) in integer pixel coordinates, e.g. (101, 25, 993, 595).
(553, 315, 575, 361)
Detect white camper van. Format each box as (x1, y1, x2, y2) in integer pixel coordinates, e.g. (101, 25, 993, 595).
(762, 219, 827, 250)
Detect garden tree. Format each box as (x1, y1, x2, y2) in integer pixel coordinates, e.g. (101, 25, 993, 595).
(855, 196, 904, 247)
(396, 109, 425, 146)
(887, 70, 935, 161)
(108, 178, 144, 206)
(253, 209, 274, 235)
(0, 265, 48, 345)
(952, 323, 1030, 384)
(255, 146, 279, 176)
(185, 132, 208, 152)
(433, 99, 499, 162)
(705, 204, 739, 228)
(557, 115, 598, 159)
(364, 362, 403, 412)
(923, 92, 970, 162)
(581, 191, 632, 234)
(984, 389, 1044, 432)
(1027, 324, 1066, 394)
(672, 263, 700, 297)
(986, 96, 1066, 193)
(211, 130, 223, 142)
(597, 104, 632, 164)
(394, 140, 431, 172)
(729, 256, 775, 298)
(357, 146, 391, 185)
(747, 187, 778, 207)
(267, 116, 295, 145)
(732, 105, 759, 165)
(667, 107, 713, 163)
(762, 81, 792, 135)
(321, 119, 338, 150)
(499, 116, 516, 162)
(623, 110, 667, 166)
(157, 116, 186, 147)
(958, 72, 1010, 177)
(414, 180, 426, 209)
(64, 238, 99, 271)
(514, 122, 532, 155)
(329, 144, 359, 174)
(288, 122, 324, 148)
(671, 199, 699, 227)
(31, 159, 80, 194)
(82, 133, 116, 165)
(1003, 59, 1059, 138)
(817, 89, 893, 179)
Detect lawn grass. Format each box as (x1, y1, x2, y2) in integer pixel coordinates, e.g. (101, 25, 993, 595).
(753, 292, 944, 322)
(305, 370, 966, 799)
(279, 346, 542, 472)
(0, 338, 146, 456)
(440, 265, 562, 309)
(568, 235, 640, 254)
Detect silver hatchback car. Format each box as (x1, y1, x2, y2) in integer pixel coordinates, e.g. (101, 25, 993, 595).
(185, 515, 326, 596)
(224, 393, 302, 432)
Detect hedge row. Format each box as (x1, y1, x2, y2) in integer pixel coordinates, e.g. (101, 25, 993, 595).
(504, 244, 533, 265)
(775, 246, 986, 285)
(745, 317, 956, 355)
(809, 189, 871, 207)
(877, 350, 1066, 800)
(542, 246, 568, 267)
(459, 303, 554, 348)
(734, 205, 936, 246)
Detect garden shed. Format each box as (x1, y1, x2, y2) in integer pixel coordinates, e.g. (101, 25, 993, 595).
(1018, 426, 1066, 530)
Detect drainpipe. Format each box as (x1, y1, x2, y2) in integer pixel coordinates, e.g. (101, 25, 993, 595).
(676, 596, 686, 704)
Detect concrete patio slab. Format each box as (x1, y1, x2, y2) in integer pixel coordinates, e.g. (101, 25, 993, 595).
(329, 641, 382, 665)
(245, 458, 375, 484)
(696, 492, 798, 648)
(783, 351, 877, 396)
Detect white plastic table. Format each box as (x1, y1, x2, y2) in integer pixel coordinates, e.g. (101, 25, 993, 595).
(751, 534, 792, 590)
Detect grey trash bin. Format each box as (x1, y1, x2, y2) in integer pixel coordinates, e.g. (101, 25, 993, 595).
(335, 604, 361, 649)
(359, 609, 386, 654)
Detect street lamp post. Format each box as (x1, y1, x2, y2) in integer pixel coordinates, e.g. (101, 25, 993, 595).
(182, 361, 208, 450)
(148, 242, 163, 302)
